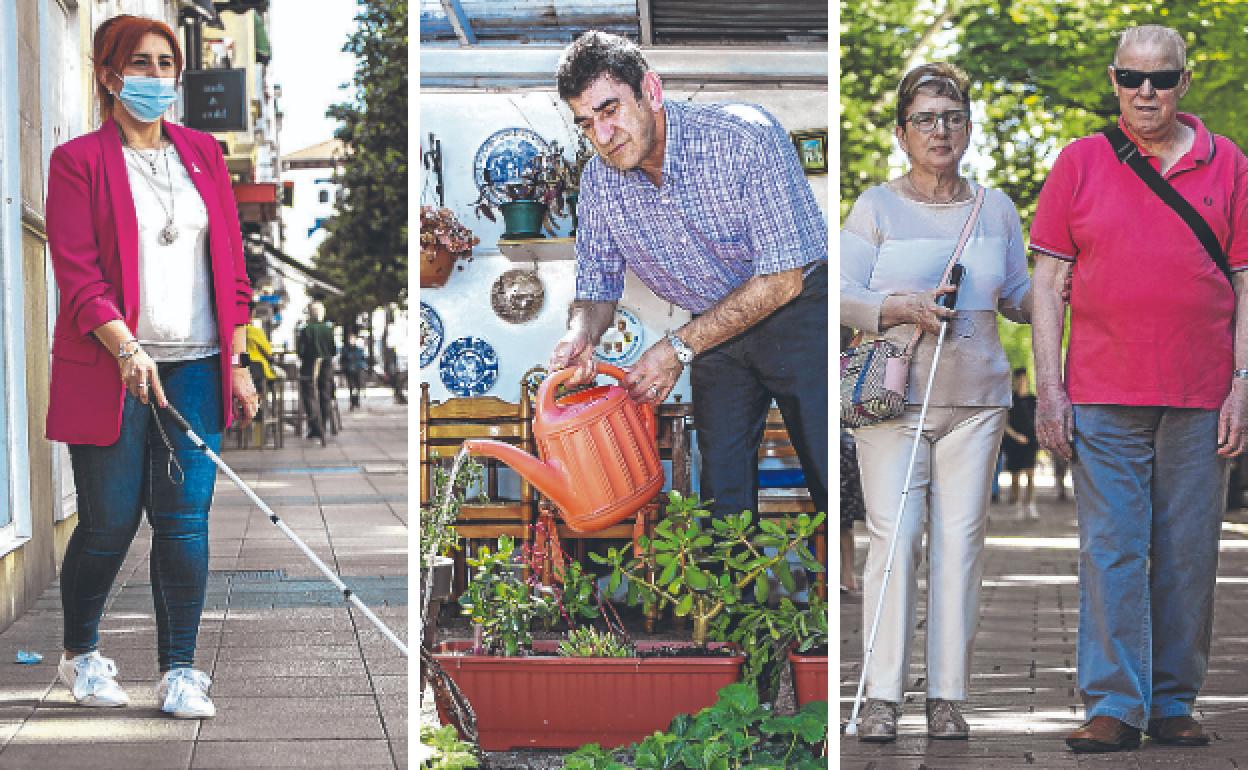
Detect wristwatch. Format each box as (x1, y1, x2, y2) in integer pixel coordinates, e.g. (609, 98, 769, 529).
(666, 332, 695, 365)
(231, 352, 252, 369)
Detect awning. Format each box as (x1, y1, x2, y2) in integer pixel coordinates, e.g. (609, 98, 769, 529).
(263, 243, 343, 296)
(254, 12, 271, 64)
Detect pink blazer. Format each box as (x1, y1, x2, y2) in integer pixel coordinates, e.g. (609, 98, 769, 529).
(44, 118, 252, 445)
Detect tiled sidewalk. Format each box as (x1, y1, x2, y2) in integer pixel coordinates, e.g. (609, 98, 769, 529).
(0, 389, 408, 769)
(841, 486, 1248, 768)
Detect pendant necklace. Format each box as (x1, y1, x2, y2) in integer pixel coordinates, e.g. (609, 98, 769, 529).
(124, 138, 179, 246)
(905, 173, 965, 204)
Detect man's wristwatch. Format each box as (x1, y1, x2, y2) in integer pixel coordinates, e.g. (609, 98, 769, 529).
(231, 352, 252, 369)
(666, 332, 695, 365)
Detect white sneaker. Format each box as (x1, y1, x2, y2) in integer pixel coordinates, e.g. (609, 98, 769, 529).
(58, 651, 130, 707)
(158, 668, 216, 719)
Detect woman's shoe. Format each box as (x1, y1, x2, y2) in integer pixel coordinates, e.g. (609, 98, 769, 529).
(58, 651, 130, 707)
(858, 699, 900, 742)
(926, 698, 970, 739)
(158, 668, 216, 719)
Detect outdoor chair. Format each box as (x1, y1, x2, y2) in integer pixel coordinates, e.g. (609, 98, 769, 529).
(419, 382, 538, 598)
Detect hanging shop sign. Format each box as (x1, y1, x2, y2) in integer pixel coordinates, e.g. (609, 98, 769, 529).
(183, 69, 247, 132)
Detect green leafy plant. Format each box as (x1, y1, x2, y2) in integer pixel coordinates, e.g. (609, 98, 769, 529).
(419, 724, 479, 769)
(558, 626, 637, 658)
(728, 596, 828, 703)
(592, 491, 825, 645)
(564, 743, 629, 770)
(459, 535, 558, 656)
(628, 683, 827, 769)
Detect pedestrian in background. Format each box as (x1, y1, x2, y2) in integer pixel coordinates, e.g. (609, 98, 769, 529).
(1032, 24, 1248, 753)
(343, 335, 368, 410)
(841, 62, 1032, 741)
(44, 14, 258, 720)
(297, 301, 336, 440)
(1002, 367, 1039, 519)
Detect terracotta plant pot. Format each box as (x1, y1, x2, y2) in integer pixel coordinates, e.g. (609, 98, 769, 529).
(433, 640, 745, 750)
(420, 244, 465, 288)
(789, 648, 828, 706)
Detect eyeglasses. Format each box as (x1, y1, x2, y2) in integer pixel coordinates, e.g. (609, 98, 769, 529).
(1112, 67, 1184, 90)
(905, 110, 970, 134)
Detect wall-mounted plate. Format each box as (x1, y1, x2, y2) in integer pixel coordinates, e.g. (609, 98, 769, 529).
(439, 336, 499, 397)
(490, 269, 545, 324)
(420, 302, 443, 369)
(594, 306, 644, 366)
(473, 128, 549, 206)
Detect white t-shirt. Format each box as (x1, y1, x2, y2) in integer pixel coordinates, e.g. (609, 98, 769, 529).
(122, 144, 220, 361)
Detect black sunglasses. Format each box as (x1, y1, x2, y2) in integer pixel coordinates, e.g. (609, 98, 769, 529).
(1112, 67, 1184, 90)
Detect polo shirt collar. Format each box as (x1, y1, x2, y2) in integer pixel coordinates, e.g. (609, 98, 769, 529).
(1118, 112, 1214, 167)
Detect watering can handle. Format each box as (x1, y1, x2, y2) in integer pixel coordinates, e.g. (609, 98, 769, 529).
(538, 364, 654, 433)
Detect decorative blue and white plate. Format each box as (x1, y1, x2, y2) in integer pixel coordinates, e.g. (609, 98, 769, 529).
(473, 128, 549, 205)
(594, 306, 644, 366)
(440, 336, 499, 397)
(420, 302, 443, 369)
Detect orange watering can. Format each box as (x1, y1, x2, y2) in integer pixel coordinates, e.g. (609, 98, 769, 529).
(464, 364, 664, 533)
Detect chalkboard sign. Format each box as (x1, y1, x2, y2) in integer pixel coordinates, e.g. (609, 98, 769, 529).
(182, 69, 247, 132)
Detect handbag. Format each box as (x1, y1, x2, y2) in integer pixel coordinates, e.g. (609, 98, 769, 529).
(840, 186, 986, 428)
(1102, 125, 1232, 283)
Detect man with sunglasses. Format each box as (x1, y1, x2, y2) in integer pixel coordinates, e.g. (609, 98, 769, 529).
(548, 31, 829, 523)
(1031, 24, 1248, 753)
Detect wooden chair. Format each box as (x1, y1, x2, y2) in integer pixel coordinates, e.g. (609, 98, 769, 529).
(420, 382, 538, 597)
(757, 406, 828, 599)
(278, 361, 306, 440)
(227, 374, 284, 449)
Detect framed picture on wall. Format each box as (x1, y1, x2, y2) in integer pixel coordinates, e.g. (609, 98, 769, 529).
(790, 130, 828, 175)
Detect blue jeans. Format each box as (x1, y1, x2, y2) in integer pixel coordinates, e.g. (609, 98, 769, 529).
(1072, 405, 1227, 728)
(61, 356, 222, 671)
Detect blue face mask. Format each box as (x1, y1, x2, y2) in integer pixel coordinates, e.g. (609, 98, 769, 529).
(115, 75, 179, 123)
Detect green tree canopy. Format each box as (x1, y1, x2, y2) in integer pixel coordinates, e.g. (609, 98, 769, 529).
(318, 0, 408, 327)
(842, 0, 1248, 223)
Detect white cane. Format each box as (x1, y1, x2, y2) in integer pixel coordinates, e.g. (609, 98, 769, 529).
(845, 263, 965, 735)
(161, 403, 409, 656)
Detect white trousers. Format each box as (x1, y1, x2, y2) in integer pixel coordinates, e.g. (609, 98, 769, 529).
(854, 405, 1007, 702)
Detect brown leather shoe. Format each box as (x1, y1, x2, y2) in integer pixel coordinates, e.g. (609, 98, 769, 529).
(1066, 716, 1141, 753)
(1146, 715, 1210, 746)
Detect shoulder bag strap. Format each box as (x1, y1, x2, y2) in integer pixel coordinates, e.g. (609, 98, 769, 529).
(1102, 125, 1232, 284)
(902, 185, 987, 356)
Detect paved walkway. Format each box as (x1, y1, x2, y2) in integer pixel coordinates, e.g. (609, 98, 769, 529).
(0, 388, 408, 769)
(841, 475, 1248, 768)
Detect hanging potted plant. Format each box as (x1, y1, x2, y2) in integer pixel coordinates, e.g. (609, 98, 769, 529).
(432, 493, 825, 751)
(420, 205, 479, 288)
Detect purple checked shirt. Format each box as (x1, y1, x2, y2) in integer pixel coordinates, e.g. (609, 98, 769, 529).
(574, 100, 828, 314)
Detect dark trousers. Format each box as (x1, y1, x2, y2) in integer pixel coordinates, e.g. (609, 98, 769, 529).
(300, 357, 336, 437)
(691, 264, 828, 518)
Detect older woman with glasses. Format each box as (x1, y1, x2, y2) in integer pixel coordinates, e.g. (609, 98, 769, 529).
(841, 62, 1032, 742)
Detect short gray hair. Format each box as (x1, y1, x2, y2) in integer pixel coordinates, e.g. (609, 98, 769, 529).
(308, 301, 326, 322)
(1114, 25, 1186, 70)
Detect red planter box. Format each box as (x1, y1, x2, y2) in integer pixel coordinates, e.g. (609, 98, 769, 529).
(433, 640, 744, 750)
(790, 649, 828, 706)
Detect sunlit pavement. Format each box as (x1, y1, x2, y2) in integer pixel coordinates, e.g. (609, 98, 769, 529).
(0, 387, 407, 769)
(842, 472, 1248, 768)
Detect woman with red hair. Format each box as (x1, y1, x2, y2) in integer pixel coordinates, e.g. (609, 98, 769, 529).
(45, 14, 258, 719)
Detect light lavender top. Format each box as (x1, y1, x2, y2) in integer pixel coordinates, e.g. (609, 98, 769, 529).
(841, 181, 1031, 407)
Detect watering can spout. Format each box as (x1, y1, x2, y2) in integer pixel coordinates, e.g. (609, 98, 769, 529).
(462, 439, 577, 514)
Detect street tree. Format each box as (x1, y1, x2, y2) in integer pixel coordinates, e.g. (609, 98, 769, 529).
(318, 0, 408, 333)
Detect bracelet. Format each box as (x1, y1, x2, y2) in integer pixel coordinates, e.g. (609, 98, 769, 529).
(116, 339, 141, 362)
(1234, 368, 1248, 380)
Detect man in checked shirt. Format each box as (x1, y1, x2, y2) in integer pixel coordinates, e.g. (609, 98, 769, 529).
(549, 31, 829, 520)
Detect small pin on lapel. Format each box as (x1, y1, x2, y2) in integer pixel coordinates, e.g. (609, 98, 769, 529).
(191, 163, 201, 174)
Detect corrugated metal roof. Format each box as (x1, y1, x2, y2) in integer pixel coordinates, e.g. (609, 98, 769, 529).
(420, 0, 638, 44)
(651, 0, 826, 43)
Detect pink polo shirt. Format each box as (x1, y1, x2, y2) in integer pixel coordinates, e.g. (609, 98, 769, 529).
(1030, 113, 1248, 408)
